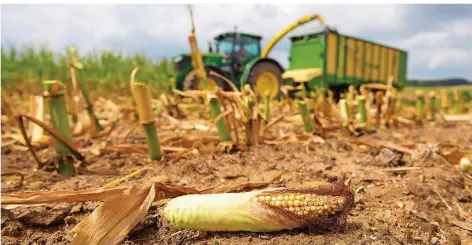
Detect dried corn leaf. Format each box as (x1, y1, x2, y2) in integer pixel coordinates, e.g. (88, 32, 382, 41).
(73, 180, 256, 244)
(1, 91, 13, 116)
(99, 144, 148, 155)
(443, 114, 472, 122)
(98, 144, 189, 156)
(3, 132, 27, 146)
(443, 148, 466, 165)
(263, 133, 325, 145)
(349, 139, 414, 155)
(29, 95, 45, 144)
(95, 97, 121, 122)
(1, 182, 199, 206)
(2, 186, 127, 205)
(442, 147, 472, 165)
(263, 135, 292, 145)
(72, 110, 92, 136)
(72, 185, 156, 245)
(201, 182, 275, 194)
(394, 116, 416, 126)
(163, 114, 210, 131)
(451, 220, 472, 232)
(104, 167, 150, 188)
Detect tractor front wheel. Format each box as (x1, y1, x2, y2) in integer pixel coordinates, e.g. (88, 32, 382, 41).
(246, 61, 283, 100)
(183, 68, 228, 92)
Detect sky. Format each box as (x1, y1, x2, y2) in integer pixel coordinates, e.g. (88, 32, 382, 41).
(2, 4, 472, 80)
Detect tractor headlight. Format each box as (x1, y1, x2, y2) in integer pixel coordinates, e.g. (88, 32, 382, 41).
(221, 65, 232, 72)
(173, 55, 184, 63)
(173, 55, 190, 72)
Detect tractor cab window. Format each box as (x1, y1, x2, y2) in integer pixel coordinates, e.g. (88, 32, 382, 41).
(234, 38, 260, 57)
(216, 38, 234, 56)
(216, 35, 260, 58)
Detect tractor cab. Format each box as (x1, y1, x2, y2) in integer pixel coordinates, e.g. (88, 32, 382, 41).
(212, 31, 262, 79)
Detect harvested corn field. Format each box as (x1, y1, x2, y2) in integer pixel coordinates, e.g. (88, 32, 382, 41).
(1, 84, 472, 244)
(2, 3, 472, 245)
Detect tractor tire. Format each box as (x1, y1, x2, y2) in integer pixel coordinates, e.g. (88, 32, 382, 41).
(183, 68, 229, 91)
(246, 61, 283, 100)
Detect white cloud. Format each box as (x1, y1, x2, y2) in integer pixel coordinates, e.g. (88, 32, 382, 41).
(2, 5, 128, 50)
(451, 18, 472, 36)
(397, 32, 449, 49)
(427, 48, 468, 69)
(2, 4, 472, 80)
(2, 4, 401, 52)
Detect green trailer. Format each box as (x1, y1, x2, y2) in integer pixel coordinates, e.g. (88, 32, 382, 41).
(171, 12, 408, 100)
(282, 29, 408, 94)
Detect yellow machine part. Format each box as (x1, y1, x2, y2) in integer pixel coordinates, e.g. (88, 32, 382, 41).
(186, 6, 213, 91)
(326, 33, 338, 76)
(260, 14, 325, 58)
(252, 14, 325, 96)
(254, 71, 280, 98)
(355, 40, 363, 80)
(329, 35, 402, 85)
(281, 68, 323, 83)
(371, 45, 380, 81)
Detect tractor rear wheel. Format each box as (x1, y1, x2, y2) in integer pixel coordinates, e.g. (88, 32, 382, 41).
(183, 68, 228, 92)
(246, 61, 283, 100)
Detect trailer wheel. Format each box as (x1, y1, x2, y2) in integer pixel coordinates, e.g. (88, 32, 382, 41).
(247, 61, 283, 100)
(183, 68, 226, 91)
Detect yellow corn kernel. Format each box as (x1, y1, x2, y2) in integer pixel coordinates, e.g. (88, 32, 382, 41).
(289, 207, 294, 212)
(289, 195, 295, 200)
(294, 200, 301, 207)
(274, 201, 281, 207)
(287, 200, 294, 207)
(277, 196, 284, 201)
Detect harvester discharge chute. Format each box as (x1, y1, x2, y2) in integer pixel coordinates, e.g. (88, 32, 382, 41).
(170, 9, 407, 100)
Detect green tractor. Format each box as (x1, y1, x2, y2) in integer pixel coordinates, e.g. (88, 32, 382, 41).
(170, 8, 407, 100)
(171, 30, 284, 99)
(169, 7, 325, 100)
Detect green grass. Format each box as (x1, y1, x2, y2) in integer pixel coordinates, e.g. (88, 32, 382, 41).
(1, 45, 174, 94)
